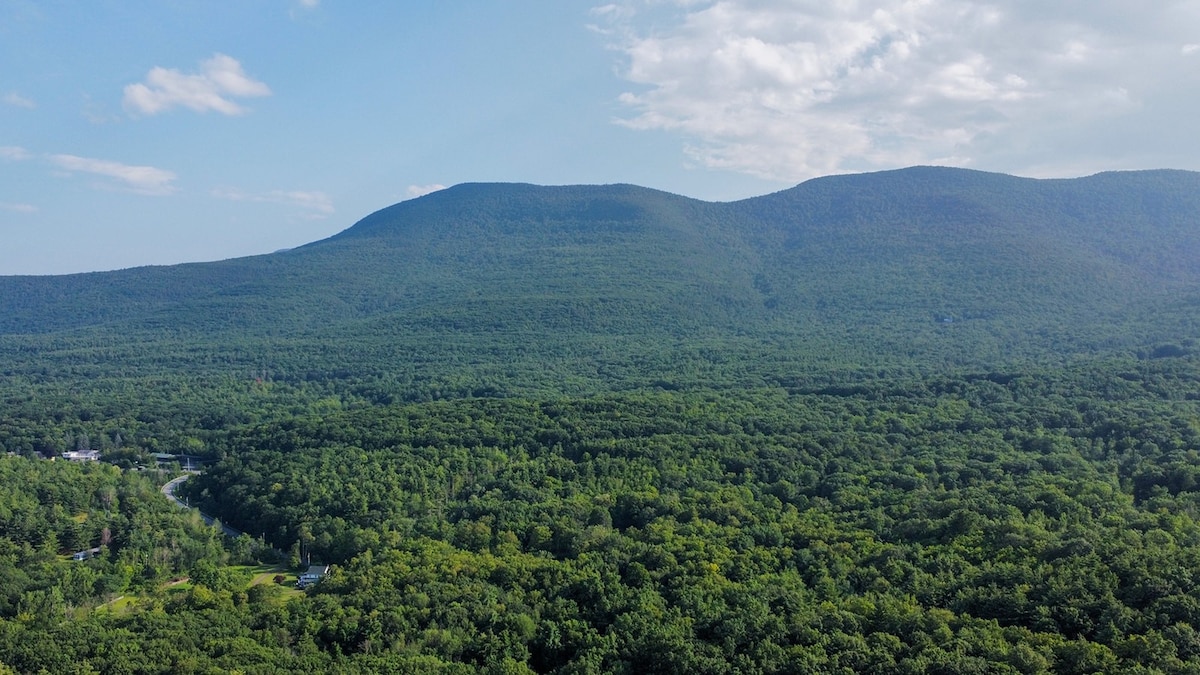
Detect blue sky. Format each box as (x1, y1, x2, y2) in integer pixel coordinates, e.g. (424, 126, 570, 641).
(3, 1, 1200, 275)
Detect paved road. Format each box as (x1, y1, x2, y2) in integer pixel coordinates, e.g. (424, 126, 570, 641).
(160, 474, 192, 508)
(162, 474, 243, 538)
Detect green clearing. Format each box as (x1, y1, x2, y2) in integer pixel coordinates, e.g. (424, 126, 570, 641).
(93, 595, 136, 616)
(92, 564, 305, 617)
(243, 564, 306, 599)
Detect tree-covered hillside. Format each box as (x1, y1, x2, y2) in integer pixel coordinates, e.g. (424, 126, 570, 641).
(5, 167, 1200, 672)
(2, 167, 1200, 399)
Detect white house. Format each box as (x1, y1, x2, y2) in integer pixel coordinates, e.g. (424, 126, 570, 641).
(71, 547, 101, 561)
(297, 564, 329, 588)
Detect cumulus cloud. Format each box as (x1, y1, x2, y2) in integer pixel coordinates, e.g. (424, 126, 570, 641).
(212, 187, 334, 218)
(598, 1, 1200, 181)
(123, 54, 271, 116)
(49, 154, 178, 195)
(0, 201, 37, 213)
(0, 146, 31, 161)
(406, 184, 446, 199)
(3, 92, 35, 109)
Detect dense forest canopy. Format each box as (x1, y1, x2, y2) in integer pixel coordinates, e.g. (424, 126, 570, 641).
(4, 167, 1200, 672)
(3, 167, 1200, 395)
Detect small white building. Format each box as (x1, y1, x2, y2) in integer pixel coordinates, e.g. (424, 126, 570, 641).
(61, 450, 101, 462)
(72, 547, 102, 561)
(297, 564, 329, 588)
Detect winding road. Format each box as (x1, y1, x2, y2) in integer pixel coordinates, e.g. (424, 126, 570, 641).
(162, 474, 244, 538)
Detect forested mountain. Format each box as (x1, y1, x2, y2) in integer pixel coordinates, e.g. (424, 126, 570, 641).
(3, 167, 1200, 397)
(7, 168, 1200, 673)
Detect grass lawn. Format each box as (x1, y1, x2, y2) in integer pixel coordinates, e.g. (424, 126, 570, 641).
(164, 577, 193, 600)
(95, 595, 137, 616)
(238, 563, 306, 599)
(96, 563, 307, 615)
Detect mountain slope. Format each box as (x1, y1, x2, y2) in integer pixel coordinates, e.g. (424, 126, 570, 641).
(2, 167, 1199, 393)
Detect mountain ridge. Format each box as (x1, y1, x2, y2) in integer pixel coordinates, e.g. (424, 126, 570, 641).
(3, 166, 1200, 393)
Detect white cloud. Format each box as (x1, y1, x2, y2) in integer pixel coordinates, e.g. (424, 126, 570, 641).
(0, 201, 37, 213)
(123, 54, 271, 116)
(3, 92, 35, 109)
(49, 154, 178, 195)
(212, 187, 334, 218)
(289, 0, 319, 19)
(0, 146, 31, 161)
(406, 184, 446, 199)
(598, 1, 1200, 181)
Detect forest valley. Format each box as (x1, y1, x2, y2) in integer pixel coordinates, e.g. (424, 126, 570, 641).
(4, 356, 1200, 673)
